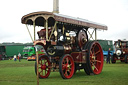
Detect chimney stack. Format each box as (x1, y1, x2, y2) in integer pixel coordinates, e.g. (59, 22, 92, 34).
(53, 0, 59, 13)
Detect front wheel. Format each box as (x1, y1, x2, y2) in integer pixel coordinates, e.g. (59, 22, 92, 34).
(59, 54, 75, 79)
(35, 55, 51, 79)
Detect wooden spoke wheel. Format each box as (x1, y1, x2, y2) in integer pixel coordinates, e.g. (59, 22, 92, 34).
(111, 54, 116, 63)
(59, 54, 75, 79)
(35, 55, 51, 78)
(84, 41, 103, 75)
(125, 55, 128, 63)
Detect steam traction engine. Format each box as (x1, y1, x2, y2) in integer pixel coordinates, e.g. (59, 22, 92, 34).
(21, 11, 107, 79)
(111, 40, 128, 63)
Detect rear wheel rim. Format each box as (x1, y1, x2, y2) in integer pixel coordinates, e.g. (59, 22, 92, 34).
(89, 42, 103, 74)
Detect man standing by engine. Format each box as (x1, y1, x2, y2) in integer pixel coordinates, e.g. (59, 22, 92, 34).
(107, 48, 112, 64)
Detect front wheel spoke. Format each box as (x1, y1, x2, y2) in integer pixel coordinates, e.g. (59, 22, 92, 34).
(67, 70, 71, 75)
(44, 60, 48, 65)
(64, 70, 68, 76)
(66, 58, 69, 64)
(38, 60, 41, 64)
(39, 70, 42, 73)
(39, 60, 43, 64)
(39, 70, 43, 75)
(62, 65, 66, 70)
(63, 59, 67, 64)
(68, 68, 72, 73)
(62, 68, 65, 70)
(46, 66, 49, 69)
(69, 63, 72, 67)
(38, 66, 41, 68)
(45, 70, 47, 75)
(41, 60, 43, 64)
(62, 64, 66, 67)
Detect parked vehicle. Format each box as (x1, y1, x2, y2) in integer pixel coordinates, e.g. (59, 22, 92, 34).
(0, 44, 33, 59)
(23, 46, 45, 61)
(0, 46, 6, 60)
(111, 40, 128, 63)
(23, 46, 36, 59)
(0, 45, 25, 58)
(97, 40, 114, 61)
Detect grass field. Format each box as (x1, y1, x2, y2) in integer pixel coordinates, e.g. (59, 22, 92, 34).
(0, 59, 128, 85)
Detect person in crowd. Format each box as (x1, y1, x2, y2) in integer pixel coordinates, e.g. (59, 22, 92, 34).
(18, 53, 21, 62)
(14, 55, 17, 61)
(107, 48, 112, 64)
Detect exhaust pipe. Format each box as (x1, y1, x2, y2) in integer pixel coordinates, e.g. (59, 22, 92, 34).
(53, 0, 59, 13)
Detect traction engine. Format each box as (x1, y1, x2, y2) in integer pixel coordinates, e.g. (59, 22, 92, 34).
(21, 11, 107, 79)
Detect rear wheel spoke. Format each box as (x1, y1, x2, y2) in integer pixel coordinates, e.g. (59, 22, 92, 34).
(92, 60, 101, 63)
(92, 63, 98, 72)
(95, 50, 100, 55)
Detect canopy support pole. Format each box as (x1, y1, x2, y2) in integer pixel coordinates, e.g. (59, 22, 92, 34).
(55, 24, 58, 41)
(46, 19, 49, 41)
(49, 21, 57, 41)
(33, 21, 36, 41)
(26, 24, 34, 42)
(88, 29, 95, 40)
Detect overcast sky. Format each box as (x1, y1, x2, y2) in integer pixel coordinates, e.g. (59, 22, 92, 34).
(0, 0, 128, 43)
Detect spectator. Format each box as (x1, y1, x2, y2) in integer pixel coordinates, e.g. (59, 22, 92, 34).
(106, 48, 112, 64)
(18, 53, 21, 62)
(14, 55, 17, 61)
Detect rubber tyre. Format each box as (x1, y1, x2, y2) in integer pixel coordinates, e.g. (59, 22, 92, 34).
(83, 41, 92, 75)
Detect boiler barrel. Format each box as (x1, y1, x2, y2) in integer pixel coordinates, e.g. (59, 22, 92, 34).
(47, 45, 71, 57)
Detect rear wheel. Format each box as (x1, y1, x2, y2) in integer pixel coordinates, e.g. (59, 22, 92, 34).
(84, 41, 103, 75)
(59, 54, 75, 79)
(125, 55, 128, 63)
(35, 55, 51, 78)
(111, 54, 116, 63)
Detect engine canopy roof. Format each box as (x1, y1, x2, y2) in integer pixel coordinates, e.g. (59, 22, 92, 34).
(21, 11, 107, 30)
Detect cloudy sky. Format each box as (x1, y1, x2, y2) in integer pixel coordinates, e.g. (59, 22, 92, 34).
(0, 0, 128, 43)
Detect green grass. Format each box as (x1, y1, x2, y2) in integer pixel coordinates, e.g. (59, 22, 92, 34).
(0, 59, 128, 85)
